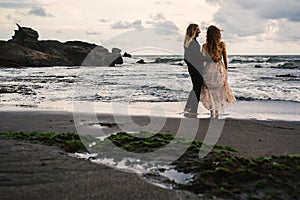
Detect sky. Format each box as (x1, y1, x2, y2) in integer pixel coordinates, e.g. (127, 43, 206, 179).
(0, 0, 299, 55)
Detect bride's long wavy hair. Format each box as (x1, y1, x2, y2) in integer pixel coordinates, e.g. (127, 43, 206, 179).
(184, 24, 199, 48)
(205, 25, 223, 61)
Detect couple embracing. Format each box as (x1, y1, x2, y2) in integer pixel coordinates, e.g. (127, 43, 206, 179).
(183, 24, 236, 118)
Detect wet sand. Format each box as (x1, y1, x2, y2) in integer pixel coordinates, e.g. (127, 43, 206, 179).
(0, 110, 299, 199)
(0, 110, 299, 157)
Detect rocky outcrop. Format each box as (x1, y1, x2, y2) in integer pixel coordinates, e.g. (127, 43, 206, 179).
(11, 23, 39, 43)
(0, 24, 123, 67)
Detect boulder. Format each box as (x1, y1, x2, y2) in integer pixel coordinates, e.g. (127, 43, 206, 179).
(123, 52, 132, 58)
(136, 59, 145, 64)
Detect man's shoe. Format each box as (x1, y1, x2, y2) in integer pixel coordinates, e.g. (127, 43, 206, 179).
(184, 112, 197, 118)
(184, 107, 191, 113)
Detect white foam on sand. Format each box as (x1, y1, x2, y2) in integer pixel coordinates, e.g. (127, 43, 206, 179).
(0, 100, 299, 122)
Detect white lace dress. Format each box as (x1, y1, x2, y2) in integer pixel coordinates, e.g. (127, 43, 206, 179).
(200, 60, 236, 112)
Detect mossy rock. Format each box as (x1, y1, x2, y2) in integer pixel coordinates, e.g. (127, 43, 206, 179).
(0, 132, 87, 153)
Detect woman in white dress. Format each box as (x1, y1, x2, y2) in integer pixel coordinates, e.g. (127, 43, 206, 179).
(201, 25, 236, 118)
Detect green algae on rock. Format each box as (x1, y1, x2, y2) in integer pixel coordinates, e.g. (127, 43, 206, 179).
(0, 132, 87, 153)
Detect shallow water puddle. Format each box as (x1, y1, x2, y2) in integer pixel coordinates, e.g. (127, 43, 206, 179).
(74, 152, 194, 188)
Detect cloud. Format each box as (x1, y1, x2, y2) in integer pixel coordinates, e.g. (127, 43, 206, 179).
(213, 7, 266, 37)
(205, 0, 223, 6)
(269, 19, 300, 42)
(255, 0, 300, 22)
(0, 0, 35, 9)
(211, 0, 300, 41)
(28, 6, 53, 17)
(132, 20, 143, 29)
(153, 21, 179, 34)
(111, 21, 131, 29)
(148, 13, 179, 35)
(111, 20, 144, 30)
(109, 13, 179, 36)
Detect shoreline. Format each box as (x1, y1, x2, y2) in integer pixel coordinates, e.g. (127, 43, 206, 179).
(0, 109, 299, 158)
(1, 100, 300, 122)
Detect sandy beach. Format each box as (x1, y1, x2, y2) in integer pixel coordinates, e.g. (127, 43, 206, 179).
(0, 110, 299, 199)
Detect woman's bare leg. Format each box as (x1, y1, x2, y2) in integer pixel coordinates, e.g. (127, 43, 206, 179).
(210, 110, 214, 118)
(215, 110, 219, 118)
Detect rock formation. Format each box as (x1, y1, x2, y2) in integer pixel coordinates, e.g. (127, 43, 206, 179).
(11, 23, 39, 43)
(123, 52, 132, 58)
(0, 24, 123, 67)
(136, 59, 145, 64)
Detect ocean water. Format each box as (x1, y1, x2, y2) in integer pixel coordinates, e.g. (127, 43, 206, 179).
(0, 55, 299, 120)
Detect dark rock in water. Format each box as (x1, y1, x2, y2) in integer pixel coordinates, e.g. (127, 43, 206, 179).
(154, 58, 183, 63)
(275, 74, 297, 78)
(136, 59, 145, 64)
(123, 52, 132, 58)
(0, 24, 123, 67)
(254, 65, 263, 68)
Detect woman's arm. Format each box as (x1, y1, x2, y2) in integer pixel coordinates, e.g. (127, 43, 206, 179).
(201, 44, 207, 56)
(222, 42, 228, 70)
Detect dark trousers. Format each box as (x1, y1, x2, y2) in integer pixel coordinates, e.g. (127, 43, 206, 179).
(185, 61, 204, 113)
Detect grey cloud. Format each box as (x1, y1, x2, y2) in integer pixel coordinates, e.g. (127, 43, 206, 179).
(272, 20, 300, 41)
(256, 0, 300, 22)
(148, 13, 179, 35)
(211, 0, 300, 40)
(132, 20, 143, 29)
(111, 20, 144, 30)
(0, 0, 35, 9)
(28, 6, 53, 17)
(205, 0, 223, 6)
(111, 21, 131, 29)
(109, 13, 179, 35)
(232, 0, 300, 22)
(213, 7, 266, 37)
(155, 21, 179, 32)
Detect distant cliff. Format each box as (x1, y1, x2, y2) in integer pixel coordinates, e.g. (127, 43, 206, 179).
(0, 24, 123, 67)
